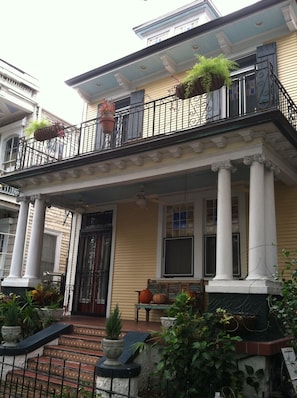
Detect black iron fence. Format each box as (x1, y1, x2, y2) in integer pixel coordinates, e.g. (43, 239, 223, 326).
(15, 62, 297, 171)
(0, 353, 140, 398)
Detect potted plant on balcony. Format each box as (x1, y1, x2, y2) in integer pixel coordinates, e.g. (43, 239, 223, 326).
(25, 119, 65, 141)
(101, 304, 124, 366)
(0, 293, 22, 346)
(176, 54, 239, 99)
(99, 99, 115, 134)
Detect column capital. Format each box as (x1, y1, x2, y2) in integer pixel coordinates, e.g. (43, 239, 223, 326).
(265, 160, 280, 176)
(30, 194, 43, 203)
(211, 160, 236, 173)
(243, 154, 265, 166)
(16, 196, 30, 204)
(29, 194, 51, 208)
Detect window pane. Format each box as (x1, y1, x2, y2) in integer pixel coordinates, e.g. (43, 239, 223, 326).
(40, 234, 56, 279)
(166, 203, 194, 237)
(164, 237, 193, 277)
(204, 233, 241, 277)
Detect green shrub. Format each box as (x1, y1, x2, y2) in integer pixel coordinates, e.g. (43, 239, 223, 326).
(269, 249, 297, 349)
(157, 305, 243, 397)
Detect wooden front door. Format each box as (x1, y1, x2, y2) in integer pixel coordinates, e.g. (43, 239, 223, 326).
(74, 226, 112, 316)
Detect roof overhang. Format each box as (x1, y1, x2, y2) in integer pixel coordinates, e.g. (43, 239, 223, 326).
(65, 0, 297, 103)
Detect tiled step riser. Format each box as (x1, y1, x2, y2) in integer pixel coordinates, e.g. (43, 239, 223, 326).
(59, 335, 103, 351)
(73, 325, 106, 338)
(27, 360, 94, 383)
(43, 346, 101, 365)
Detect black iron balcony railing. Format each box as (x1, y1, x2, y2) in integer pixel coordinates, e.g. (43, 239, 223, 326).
(15, 62, 297, 171)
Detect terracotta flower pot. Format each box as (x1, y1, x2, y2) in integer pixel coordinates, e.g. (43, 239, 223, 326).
(100, 112, 115, 134)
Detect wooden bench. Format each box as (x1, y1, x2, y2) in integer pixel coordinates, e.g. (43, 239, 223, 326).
(135, 279, 204, 322)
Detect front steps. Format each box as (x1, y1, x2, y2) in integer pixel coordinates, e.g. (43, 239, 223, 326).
(1, 324, 108, 397)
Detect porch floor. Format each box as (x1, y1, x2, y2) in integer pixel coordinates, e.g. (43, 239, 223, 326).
(60, 315, 162, 333)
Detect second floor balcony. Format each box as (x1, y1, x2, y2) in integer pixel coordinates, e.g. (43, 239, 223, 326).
(15, 63, 297, 171)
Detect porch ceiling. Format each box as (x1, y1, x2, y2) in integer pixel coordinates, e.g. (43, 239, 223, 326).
(66, 0, 297, 103)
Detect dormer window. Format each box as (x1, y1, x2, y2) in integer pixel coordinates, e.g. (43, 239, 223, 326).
(147, 31, 169, 46)
(175, 18, 200, 34)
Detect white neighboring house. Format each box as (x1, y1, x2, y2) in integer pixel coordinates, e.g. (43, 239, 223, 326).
(0, 59, 71, 288)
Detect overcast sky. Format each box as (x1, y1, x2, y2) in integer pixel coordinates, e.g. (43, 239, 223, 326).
(1, 0, 257, 123)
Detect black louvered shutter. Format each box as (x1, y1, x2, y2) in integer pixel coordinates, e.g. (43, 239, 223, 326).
(256, 42, 278, 108)
(127, 90, 144, 140)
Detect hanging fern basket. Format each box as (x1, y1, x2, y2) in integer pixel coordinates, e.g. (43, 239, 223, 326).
(175, 74, 225, 100)
(34, 123, 64, 141)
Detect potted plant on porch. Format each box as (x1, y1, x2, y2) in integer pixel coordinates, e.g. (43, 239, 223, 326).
(99, 99, 115, 134)
(30, 283, 64, 325)
(0, 293, 22, 346)
(175, 54, 239, 99)
(160, 291, 193, 329)
(101, 304, 124, 366)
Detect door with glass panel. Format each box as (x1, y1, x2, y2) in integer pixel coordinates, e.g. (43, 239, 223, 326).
(74, 222, 112, 316)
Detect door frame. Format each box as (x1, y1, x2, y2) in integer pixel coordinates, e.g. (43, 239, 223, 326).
(65, 206, 116, 318)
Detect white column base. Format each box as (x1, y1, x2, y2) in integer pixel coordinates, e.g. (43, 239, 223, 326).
(2, 277, 41, 288)
(206, 279, 281, 295)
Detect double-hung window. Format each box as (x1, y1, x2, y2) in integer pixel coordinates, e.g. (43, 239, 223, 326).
(204, 197, 241, 277)
(163, 203, 194, 277)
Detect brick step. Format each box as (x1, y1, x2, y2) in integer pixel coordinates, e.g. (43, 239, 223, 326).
(58, 333, 103, 351)
(5, 370, 93, 398)
(27, 356, 95, 383)
(43, 344, 102, 365)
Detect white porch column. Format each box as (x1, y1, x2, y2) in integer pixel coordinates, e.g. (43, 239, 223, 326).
(265, 161, 279, 279)
(211, 161, 234, 280)
(23, 195, 46, 285)
(2, 197, 30, 284)
(245, 155, 266, 279)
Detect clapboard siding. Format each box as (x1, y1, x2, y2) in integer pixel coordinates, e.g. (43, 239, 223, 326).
(277, 33, 297, 103)
(275, 182, 297, 278)
(111, 201, 159, 320)
(22, 205, 71, 277)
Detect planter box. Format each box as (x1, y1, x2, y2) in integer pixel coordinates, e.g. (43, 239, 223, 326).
(175, 75, 225, 99)
(38, 308, 63, 322)
(34, 124, 64, 141)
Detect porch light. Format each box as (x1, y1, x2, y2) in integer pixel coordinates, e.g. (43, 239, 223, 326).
(136, 196, 147, 208)
(136, 185, 147, 208)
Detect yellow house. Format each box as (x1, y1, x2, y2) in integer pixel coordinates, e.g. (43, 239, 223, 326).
(1, 0, 297, 357)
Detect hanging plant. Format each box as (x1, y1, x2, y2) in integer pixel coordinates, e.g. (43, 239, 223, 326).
(176, 54, 239, 99)
(99, 99, 115, 134)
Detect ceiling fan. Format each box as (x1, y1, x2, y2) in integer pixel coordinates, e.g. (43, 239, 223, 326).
(135, 185, 167, 208)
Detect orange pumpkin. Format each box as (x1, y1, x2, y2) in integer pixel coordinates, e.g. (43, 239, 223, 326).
(153, 293, 168, 304)
(139, 289, 153, 304)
